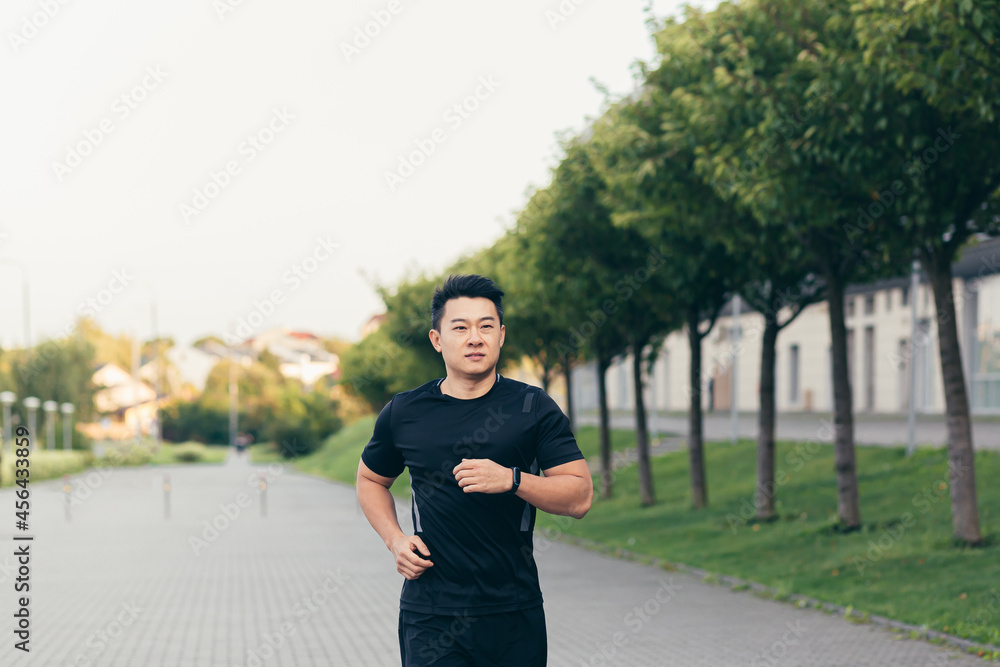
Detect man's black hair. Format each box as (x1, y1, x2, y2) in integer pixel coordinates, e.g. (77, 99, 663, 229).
(431, 274, 504, 331)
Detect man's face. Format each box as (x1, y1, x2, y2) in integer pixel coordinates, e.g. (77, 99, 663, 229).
(429, 296, 505, 380)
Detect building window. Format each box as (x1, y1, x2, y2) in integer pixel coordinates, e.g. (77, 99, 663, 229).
(789, 344, 800, 403)
(864, 326, 875, 411)
(886, 290, 892, 312)
(846, 297, 856, 318)
(864, 294, 875, 315)
(901, 286, 909, 306)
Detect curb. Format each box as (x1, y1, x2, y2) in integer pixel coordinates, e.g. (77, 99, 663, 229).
(552, 532, 1000, 662)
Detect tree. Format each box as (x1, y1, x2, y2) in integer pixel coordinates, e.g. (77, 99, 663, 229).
(589, 89, 744, 509)
(507, 145, 636, 501)
(851, 0, 1000, 546)
(849, 1, 1000, 544)
(653, 0, 912, 526)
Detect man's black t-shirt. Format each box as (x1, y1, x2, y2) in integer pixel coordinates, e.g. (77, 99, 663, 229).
(361, 373, 584, 615)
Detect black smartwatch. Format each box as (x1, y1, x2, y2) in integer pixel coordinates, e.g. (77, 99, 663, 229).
(508, 467, 521, 494)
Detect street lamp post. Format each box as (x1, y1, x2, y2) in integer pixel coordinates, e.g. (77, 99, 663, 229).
(61, 403, 75, 450)
(1, 391, 15, 455)
(43, 400, 58, 450)
(23, 397, 39, 452)
(0, 259, 30, 349)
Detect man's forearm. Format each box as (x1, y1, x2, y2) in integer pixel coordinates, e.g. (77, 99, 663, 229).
(357, 477, 406, 549)
(515, 471, 591, 519)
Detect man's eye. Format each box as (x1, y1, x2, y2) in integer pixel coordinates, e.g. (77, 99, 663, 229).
(482, 325, 492, 330)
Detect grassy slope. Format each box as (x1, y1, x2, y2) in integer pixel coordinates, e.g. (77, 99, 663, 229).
(538, 440, 999, 648)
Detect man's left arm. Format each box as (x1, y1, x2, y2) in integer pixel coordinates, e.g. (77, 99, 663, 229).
(453, 458, 593, 519)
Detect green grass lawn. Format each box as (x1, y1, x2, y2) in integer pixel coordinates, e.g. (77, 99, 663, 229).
(266, 418, 999, 651)
(537, 439, 1000, 650)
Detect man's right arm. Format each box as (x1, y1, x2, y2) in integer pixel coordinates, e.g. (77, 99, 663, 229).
(356, 460, 434, 580)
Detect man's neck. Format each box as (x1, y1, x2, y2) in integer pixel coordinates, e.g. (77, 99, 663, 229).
(440, 371, 498, 400)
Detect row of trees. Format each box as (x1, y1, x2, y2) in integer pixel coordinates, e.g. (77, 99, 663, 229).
(341, 0, 999, 545)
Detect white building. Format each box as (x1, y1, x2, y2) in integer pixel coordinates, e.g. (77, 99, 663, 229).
(572, 237, 1000, 416)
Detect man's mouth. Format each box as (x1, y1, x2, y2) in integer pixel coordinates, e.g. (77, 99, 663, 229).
(466, 353, 485, 361)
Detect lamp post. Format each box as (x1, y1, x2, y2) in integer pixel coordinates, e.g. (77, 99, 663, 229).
(0, 259, 30, 349)
(23, 397, 39, 452)
(731, 295, 741, 445)
(1, 391, 15, 455)
(43, 400, 58, 450)
(60, 403, 75, 450)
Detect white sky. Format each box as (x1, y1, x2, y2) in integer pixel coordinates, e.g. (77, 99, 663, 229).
(1, 0, 705, 348)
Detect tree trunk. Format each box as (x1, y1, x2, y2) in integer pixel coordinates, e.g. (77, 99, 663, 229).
(756, 315, 780, 520)
(687, 306, 708, 509)
(825, 272, 861, 529)
(540, 361, 550, 394)
(923, 253, 982, 544)
(632, 340, 654, 506)
(596, 351, 613, 500)
(563, 358, 575, 432)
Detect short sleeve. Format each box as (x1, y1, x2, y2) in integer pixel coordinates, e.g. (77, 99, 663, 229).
(360, 399, 405, 478)
(534, 391, 584, 471)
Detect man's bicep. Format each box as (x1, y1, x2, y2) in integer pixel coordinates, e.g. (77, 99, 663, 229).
(358, 458, 398, 488)
(541, 458, 590, 480)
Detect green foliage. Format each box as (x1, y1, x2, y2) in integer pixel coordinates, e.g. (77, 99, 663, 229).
(3, 333, 98, 424)
(266, 388, 343, 458)
(161, 401, 231, 444)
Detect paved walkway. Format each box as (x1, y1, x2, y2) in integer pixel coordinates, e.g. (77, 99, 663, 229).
(0, 452, 988, 666)
(577, 410, 1000, 450)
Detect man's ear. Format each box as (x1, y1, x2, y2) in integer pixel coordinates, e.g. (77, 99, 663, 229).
(499, 324, 505, 348)
(428, 328, 441, 353)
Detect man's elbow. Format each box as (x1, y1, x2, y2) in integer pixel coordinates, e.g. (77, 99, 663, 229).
(568, 481, 593, 519)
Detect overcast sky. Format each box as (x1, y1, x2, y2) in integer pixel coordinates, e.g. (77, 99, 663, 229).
(1, 0, 706, 349)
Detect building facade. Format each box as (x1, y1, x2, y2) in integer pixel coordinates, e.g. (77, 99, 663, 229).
(571, 238, 1000, 417)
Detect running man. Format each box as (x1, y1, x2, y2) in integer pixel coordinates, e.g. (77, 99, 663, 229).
(357, 273, 593, 666)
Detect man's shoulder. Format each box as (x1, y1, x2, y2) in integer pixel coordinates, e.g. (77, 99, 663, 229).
(389, 378, 443, 407)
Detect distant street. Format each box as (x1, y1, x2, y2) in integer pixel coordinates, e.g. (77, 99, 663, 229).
(577, 410, 1000, 450)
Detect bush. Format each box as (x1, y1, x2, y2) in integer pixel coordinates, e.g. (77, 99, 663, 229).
(172, 442, 206, 462)
(0, 450, 91, 487)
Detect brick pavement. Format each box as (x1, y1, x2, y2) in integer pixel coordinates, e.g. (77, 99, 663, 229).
(0, 452, 988, 666)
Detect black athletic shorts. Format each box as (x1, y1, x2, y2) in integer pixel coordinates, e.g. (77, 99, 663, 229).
(398, 605, 546, 666)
